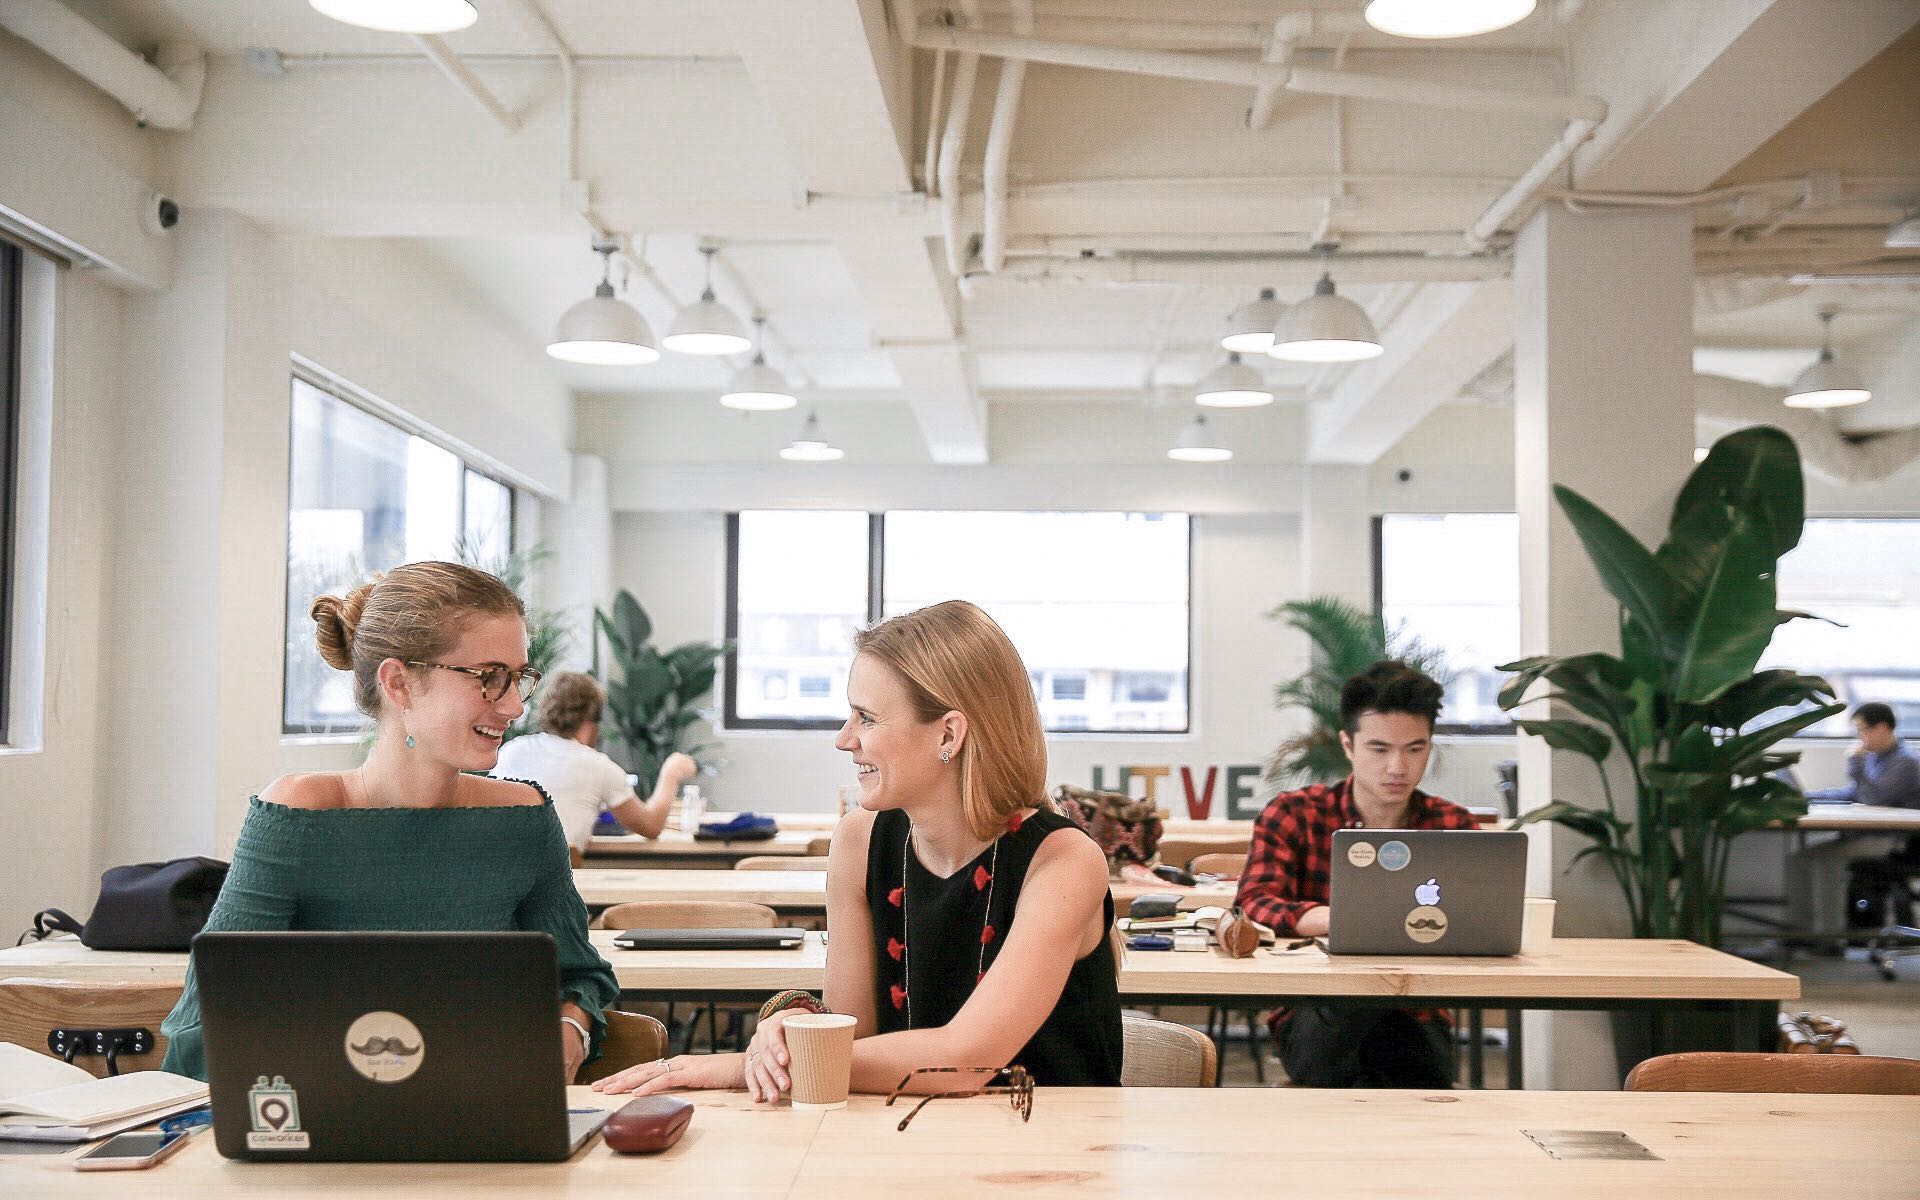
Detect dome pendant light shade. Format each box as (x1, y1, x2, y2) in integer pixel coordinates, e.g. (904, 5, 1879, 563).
(722, 319, 797, 410)
(1221, 287, 1288, 353)
(664, 246, 751, 355)
(1268, 273, 1383, 363)
(547, 242, 659, 366)
(1363, 0, 1536, 39)
(780, 412, 844, 461)
(1195, 352, 1274, 408)
(309, 0, 478, 34)
(1168, 413, 1232, 463)
(1785, 310, 1870, 409)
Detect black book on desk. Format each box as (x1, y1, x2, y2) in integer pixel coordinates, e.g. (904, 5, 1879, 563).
(612, 928, 806, 950)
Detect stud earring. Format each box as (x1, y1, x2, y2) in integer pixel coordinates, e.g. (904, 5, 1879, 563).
(940, 750, 951, 763)
(406, 734, 416, 749)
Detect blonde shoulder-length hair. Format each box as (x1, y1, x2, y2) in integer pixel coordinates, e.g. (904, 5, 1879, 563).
(852, 600, 1048, 840)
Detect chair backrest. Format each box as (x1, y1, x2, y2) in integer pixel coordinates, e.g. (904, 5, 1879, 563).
(576, 1010, 669, 1085)
(1189, 852, 1246, 879)
(1626, 1052, 1920, 1095)
(806, 835, 833, 856)
(593, 900, 780, 931)
(569, 846, 585, 869)
(1120, 1013, 1217, 1087)
(0, 977, 184, 1078)
(736, 856, 830, 872)
(1157, 837, 1249, 871)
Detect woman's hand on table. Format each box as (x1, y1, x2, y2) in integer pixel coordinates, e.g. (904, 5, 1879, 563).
(590, 1051, 747, 1096)
(744, 1010, 794, 1102)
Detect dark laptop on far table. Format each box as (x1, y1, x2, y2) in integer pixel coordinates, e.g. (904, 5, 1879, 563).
(1327, 829, 1528, 956)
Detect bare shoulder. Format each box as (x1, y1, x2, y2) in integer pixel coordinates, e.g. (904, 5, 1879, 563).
(460, 774, 548, 808)
(826, 806, 878, 892)
(1031, 825, 1110, 890)
(258, 772, 351, 811)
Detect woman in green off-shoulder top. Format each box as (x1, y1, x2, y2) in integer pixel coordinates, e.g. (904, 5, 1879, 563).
(160, 563, 618, 1081)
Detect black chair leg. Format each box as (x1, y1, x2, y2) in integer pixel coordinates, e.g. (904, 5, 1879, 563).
(1244, 1011, 1266, 1083)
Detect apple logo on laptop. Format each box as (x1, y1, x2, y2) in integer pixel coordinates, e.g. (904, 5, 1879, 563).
(1415, 878, 1440, 906)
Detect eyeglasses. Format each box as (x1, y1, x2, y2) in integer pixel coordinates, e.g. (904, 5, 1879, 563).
(405, 661, 543, 704)
(884, 1065, 1033, 1131)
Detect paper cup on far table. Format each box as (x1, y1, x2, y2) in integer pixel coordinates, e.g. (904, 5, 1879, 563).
(785, 1013, 858, 1110)
(1521, 896, 1557, 954)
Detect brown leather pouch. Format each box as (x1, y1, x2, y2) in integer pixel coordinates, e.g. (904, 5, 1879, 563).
(1214, 905, 1261, 958)
(603, 1096, 694, 1154)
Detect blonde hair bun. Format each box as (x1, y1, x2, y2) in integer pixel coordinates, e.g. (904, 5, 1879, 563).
(310, 580, 375, 672)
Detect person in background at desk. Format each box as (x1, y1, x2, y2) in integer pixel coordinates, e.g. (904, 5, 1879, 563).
(1235, 660, 1478, 1088)
(158, 563, 618, 1082)
(591, 600, 1122, 1100)
(491, 670, 699, 858)
(1807, 703, 1920, 808)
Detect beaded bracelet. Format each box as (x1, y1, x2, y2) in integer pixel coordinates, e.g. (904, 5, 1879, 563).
(758, 989, 829, 1021)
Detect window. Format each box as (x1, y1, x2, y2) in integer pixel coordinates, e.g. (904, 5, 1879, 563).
(0, 241, 18, 741)
(1763, 519, 1920, 736)
(725, 510, 1191, 733)
(1376, 513, 1518, 730)
(283, 375, 517, 733)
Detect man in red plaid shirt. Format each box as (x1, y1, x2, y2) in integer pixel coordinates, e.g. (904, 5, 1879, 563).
(1235, 661, 1479, 1087)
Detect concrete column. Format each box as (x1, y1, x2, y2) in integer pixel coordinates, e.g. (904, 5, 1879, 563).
(546, 453, 612, 672)
(1299, 465, 1372, 610)
(1513, 204, 1696, 1088)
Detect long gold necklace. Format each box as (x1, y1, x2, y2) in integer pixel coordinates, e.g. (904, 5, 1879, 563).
(899, 825, 1000, 1031)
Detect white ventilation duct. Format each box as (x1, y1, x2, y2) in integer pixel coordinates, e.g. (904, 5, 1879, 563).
(0, 0, 205, 130)
(1694, 372, 1920, 485)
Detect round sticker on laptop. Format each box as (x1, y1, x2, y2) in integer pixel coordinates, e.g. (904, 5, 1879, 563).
(344, 1011, 425, 1083)
(1377, 839, 1411, 872)
(1404, 905, 1448, 944)
(1346, 841, 1377, 868)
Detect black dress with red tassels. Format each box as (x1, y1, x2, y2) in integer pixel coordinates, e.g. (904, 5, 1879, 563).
(865, 805, 1123, 1086)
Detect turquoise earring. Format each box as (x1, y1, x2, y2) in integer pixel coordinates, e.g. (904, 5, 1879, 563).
(406, 734, 415, 749)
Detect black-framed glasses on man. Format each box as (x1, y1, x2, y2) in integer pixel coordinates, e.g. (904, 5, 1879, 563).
(405, 661, 543, 704)
(884, 1065, 1033, 1131)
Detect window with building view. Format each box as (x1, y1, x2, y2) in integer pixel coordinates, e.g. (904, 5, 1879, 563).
(726, 510, 1191, 733)
(0, 241, 19, 743)
(1377, 513, 1519, 730)
(283, 375, 515, 733)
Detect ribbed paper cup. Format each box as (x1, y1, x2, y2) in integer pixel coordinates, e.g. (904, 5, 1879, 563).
(785, 1013, 857, 1110)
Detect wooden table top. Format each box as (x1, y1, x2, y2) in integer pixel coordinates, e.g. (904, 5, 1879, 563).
(0, 932, 1798, 1003)
(1794, 804, 1920, 832)
(584, 829, 821, 859)
(571, 868, 1237, 910)
(5, 1086, 1908, 1198)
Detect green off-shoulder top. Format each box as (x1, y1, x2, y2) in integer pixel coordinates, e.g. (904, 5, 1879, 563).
(159, 784, 618, 1080)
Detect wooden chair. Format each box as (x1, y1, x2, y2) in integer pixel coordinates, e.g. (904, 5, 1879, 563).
(806, 835, 833, 856)
(569, 847, 585, 869)
(736, 856, 830, 871)
(1625, 1052, 1920, 1095)
(1120, 1014, 1218, 1087)
(1157, 837, 1250, 871)
(1190, 852, 1246, 879)
(592, 900, 779, 1055)
(576, 1010, 670, 1085)
(0, 978, 184, 1078)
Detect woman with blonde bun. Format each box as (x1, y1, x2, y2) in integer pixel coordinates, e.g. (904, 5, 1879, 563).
(159, 561, 617, 1081)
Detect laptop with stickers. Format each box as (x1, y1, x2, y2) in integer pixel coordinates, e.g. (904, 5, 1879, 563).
(1326, 829, 1527, 956)
(193, 931, 609, 1161)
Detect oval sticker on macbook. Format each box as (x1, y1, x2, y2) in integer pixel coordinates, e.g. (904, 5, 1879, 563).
(344, 1011, 425, 1083)
(1346, 841, 1377, 868)
(1377, 840, 1411, 872)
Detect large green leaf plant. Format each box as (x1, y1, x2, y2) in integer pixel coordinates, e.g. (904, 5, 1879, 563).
(593, 590, 731, 791)
(1499, 426, 1841, 946)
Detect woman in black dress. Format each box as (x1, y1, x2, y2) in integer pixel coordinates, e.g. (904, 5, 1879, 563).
(593, 600, 1122, 1099)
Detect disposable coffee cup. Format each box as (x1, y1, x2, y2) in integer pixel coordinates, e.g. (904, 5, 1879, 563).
(1522, 896, 1557, 955)
(784, 1012, 857, 1110)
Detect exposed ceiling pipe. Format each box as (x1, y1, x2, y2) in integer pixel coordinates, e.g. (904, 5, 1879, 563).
(921, 47, 948, 194)
(981, 253, 1509, 287)
(903, 22, 1607, 122)
(1695, 372, 1920, 485)
(412, 34, 519, 132)
(1463, 115, 1600, 249)
(979, 0, 1034, 273)
(513, 0, 579, 189)
(1246, 12, 1366, 131)
(0, 0, 204, 129)
(935, 1, 984, 277)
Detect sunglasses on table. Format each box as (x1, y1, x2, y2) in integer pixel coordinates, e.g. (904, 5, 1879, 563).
(405, 661, 543, 704)
(884, 1065, 1033, 1131)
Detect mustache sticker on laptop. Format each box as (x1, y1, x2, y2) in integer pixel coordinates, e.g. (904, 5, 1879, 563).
(344, 1012, 428, 1083)
(1404, 905, 1448, 944)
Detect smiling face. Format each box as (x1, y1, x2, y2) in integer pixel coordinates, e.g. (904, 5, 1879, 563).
(833, 652, 961, 815)
(1339, 710, 1434, 812)
(391, 611, 529, 772)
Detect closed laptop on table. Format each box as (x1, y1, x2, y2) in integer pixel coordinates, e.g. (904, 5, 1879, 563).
(194, 931, 606, 1162)
(611, 927, 805, 950)
(1327, 829, 1527, 956)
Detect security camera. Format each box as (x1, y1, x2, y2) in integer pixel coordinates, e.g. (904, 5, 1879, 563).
(142, 193, 181, 237)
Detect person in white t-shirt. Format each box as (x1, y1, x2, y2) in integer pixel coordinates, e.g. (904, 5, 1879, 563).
(493, 671, 698, 854)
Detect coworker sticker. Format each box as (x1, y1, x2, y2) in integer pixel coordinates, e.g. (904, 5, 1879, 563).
(344, 1011, 426, 1083)
(1346, 841, 1377, 868)
(1404, 905, 1449, 944)
(1377, 840, 1411, 872)
(246, 1075, 310, 1150)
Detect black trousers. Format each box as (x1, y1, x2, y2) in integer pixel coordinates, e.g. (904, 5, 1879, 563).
(1277, 1006, 1454, 1088)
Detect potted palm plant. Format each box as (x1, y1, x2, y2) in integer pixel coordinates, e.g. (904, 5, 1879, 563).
(1496, 426, 1841, 1072)
(591, 590, 731, 792)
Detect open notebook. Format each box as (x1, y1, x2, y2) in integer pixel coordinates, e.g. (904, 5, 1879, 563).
(0, 1043, 207, 1142)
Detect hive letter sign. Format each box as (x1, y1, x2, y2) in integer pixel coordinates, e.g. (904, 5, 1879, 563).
(1088, 764, 1267, 820)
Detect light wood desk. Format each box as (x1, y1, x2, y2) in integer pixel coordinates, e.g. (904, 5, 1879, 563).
(570, 869, 1237, 914)
(582, 829, 820, 866)
(6, 1087, 1912, 1198)
(1795, 804, 1920, 833)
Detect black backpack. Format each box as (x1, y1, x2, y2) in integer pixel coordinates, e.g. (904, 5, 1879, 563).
(25, 857, 229, 950)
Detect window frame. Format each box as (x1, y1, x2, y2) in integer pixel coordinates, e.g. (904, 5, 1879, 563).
(722, 510, 1193, 735)
(280, 372, 519, 736)
(1373, 514, 1516, 736)
(0, 241, 19, 742)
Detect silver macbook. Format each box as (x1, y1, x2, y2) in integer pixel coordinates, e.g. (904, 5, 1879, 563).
(194, 931, 608, 1162)
(1327, 829, 1527, 955)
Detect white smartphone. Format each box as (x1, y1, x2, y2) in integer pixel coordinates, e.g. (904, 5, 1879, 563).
(73, 1129, 193, 1171)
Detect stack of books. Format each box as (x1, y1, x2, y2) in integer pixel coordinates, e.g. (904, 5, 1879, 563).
(0, 1043, 207, 1143)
